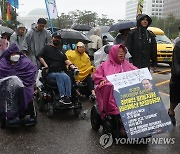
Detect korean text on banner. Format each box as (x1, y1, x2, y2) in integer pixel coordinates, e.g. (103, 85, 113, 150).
(107, 68, 173, 138)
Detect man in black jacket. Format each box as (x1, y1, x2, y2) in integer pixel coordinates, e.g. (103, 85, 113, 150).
(125, 14, 157, 71)
(37, 32, 76, 103)
(168, 39, 180, 126)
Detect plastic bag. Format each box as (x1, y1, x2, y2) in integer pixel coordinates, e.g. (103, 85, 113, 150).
(0, 76, 24, 119)
(36, 69, 43, 88)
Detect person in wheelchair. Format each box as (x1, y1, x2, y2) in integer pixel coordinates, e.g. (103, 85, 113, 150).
(37, 32, 77, 104)
(66, 42, 96, 100)
(0, 43, 37, 126)
(93, 44, 137, 136)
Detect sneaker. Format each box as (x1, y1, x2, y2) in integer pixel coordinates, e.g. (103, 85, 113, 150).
(59, 96, 72, 105)
(24, 115, 36, 126)
(168, 110, 176, 126)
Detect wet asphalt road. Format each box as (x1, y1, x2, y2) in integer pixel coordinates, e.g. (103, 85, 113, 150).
(1, 64, 180, 154)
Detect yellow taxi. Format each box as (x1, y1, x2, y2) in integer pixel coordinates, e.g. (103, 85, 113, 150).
(148, 27, 174, 66)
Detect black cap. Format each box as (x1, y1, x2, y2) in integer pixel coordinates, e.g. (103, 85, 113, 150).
(37, 18, 47, 24)
(52, 31, 61, 39)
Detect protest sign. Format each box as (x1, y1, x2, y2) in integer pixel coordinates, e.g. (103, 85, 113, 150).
(107, 68, 173, 138)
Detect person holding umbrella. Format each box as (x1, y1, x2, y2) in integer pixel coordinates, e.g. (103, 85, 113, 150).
(125, 14, 157, 70)
(109, 20, 136, 61)
(114, 28, 130, 45)
(113, 29, 132, 61)
(108, 20, 136, 45)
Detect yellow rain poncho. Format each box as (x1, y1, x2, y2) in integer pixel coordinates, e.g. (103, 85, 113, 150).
(66, 42, 95, 81)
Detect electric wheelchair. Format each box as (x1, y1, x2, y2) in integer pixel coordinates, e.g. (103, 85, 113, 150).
(0, 76, 37, 129)
(35, 67, 82, 118)
(90, 104, 127, 138)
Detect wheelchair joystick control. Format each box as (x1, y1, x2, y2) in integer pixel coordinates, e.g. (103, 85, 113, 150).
(74, 68, 79, 76)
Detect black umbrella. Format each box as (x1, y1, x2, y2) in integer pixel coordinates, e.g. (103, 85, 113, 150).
(46, 27, 61, 34)
(108, 20, 136, 32)
(71, 24, 92, 31)
(0, 26, 14, 34)
(57, 29, 91, 44)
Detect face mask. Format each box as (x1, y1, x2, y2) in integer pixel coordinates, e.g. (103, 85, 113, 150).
(10, 54, 20, 62)
(53, 40, 61, 46)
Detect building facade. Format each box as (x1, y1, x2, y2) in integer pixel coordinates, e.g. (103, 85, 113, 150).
(164, 0, 180, 19)
(126, 0, 164, 20)
(17, 8, 48, 30)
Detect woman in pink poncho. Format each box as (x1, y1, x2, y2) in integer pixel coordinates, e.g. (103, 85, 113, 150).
(93, 44, 137, 119)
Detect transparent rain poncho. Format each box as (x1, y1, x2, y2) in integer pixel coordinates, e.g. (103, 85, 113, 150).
(0, 76, 24, 119)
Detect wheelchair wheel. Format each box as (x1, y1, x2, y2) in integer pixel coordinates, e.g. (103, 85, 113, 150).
(46, 103, 54, 118)
(30, 102, 38, 126)
(103, 117, 113, 134)
(0, 118, 7, 129)
(35, 88, 44, 112)
(90, 105, 101, 131)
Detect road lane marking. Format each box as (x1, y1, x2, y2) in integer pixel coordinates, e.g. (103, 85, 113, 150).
(153, 69, 171, 75)
(152, 69, 171, 97)
(159, 91, 170, 97)
(155, 79, 170, 86)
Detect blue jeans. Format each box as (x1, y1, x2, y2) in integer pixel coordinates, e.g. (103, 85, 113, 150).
(48, 72, 71, 97)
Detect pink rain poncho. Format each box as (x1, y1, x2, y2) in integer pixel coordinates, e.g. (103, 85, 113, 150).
(93, 44, 137, 119)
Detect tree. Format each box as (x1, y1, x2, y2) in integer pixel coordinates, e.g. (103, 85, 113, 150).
(49, 10, 115, 29)
(58, 13, 73, 29)
(69, 10, 98, 27)
(97, 14, 114, 26)
(0, 0, 20, 30)
(151, 15, 180, 39)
